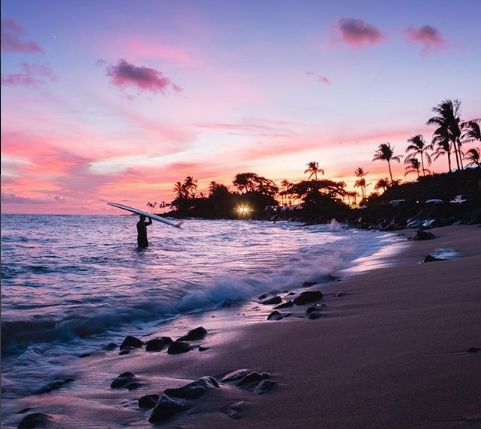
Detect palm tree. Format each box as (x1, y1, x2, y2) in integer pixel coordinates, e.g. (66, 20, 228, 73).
(374, 178, 390, 193)
(173, 181, 186, 199)
(372, 143, 402, 183)
(464, 148, 480, 168)
(462, 120, 481, 143)
(427, 99, 463, 170)
(432, 126, 453, 173)
(404, 158, 421, 178)
(406, 135, 432, 176)
(354, 167, 369, 199)
(183, 176, 198, 198)
(280, 179, 293, 205)
(304, 161, 324, 181)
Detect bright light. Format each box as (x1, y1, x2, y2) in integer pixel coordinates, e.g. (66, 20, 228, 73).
(236, 205, 252, 216)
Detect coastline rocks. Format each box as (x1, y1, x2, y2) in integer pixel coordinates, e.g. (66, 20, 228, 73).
(253, 379, 277, 395)
(423, 254, 443, 263)
(306, 304, 322, 314)
(164, 376, 219, 400)
(178, 327, 207, 342)
(308, 311, 322, 320)
(110, 372, 141, 390)
(148, 396, 189, 424)
(274, 300, 293, 309)
(139, 394, 160, 409)
(221, 369, 252, 383)
(120, 336, 143, 350)
(18, 412, 53, 429)
(104, 342, 117, 351)
(293, 291, 323, 305)
(36, 378, 74, 394)
(145, 337, 172, 352)
(222, 401, 246, 419)
(411, 230, 436, 241)
(236, 371, 270, 389)
(267, 311, 283, 321)
(167, 341, 192, 355)
(261, 296, 282, 305)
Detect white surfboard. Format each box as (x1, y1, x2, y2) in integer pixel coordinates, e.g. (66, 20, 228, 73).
(107, 202, 183, 228)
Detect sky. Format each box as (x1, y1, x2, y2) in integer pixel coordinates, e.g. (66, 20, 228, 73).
(1, 0, 480, 214)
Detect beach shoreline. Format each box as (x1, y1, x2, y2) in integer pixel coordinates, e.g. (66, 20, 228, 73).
(4, 224, 481, 429)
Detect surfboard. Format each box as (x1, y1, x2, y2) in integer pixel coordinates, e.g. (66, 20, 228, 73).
(107, 202, 183, 228)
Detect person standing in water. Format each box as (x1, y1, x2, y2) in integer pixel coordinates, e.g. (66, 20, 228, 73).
(137, 215, 152, 248)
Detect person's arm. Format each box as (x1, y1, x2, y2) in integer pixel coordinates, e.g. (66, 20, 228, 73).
(146, 218, 152, 225)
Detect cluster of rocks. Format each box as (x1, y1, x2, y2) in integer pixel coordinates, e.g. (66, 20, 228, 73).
(260, 289, 332, 321)
(139, 369, 276, 424)
(114, 326, 208, 356)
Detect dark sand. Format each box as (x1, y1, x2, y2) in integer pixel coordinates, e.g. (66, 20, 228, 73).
(7, 225, 481, 428)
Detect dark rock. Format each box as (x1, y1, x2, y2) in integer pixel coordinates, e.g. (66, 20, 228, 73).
(18, 412, 52, 429)
(36, 378, 74, 394)
(237, 371, 270, 388)
(138, 394, 159, 409)
(198, 346, 210, 352)
(258, 293, 268, 300)
(77, 352, 92, 358)
(145, 337, 172, 352)
(253, 379, 277, 395)
(302, 281, 318, 287)
(164, 376, 219, 400)
(287, 292, 295, 296)
(308, 311, 322, 320)
(411, 230, 436, 241)
(261, 296, 282, 305)
(119, 336, 143, 350)
(423, 254, 443, 262)
(178, 327, 207, 341)
(17, 408, 32, 415)
(221, 369, 252, 383)
(110, 371, 140, 389)
(293, 291, 323, 305)
(336, 291, 345, 297)
(306, 305, 322, 314)
(267, 311, 283, 321)
(222, 401, 246, 419)
(104, 342, 117, 351)
(283, 312, 292, 317)
(167, 341, 191, 355)
(466, 347, 481, 353)
(274, 300, 293, 309)
(148, 395, 188, 423)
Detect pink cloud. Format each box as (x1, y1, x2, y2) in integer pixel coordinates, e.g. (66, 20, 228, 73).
(106, 59, 181, 95)
(405, 25, 446, 55)
(1, 63, 56, 86)
(1, 18, 43, 53)
(337, 18, 384, 47)
(120, 38, 199, 67)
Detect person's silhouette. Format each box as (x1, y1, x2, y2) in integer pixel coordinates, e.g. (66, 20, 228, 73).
(137, 215, 152, 248)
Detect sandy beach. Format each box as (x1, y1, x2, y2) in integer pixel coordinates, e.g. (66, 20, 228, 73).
(5, 224, 480, 429)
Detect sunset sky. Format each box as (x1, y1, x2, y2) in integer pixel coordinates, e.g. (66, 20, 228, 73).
(2, 0, 480, 214)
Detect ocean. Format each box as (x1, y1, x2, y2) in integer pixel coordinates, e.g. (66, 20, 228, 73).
(1, 214, 401, 411)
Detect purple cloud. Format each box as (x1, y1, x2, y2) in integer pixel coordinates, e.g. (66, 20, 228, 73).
(1, 193, 42, 204)
(106, 59, 181, 94)
(337, 18, 384, 47)
(405, 25, 446, 55)
(1, 63, 56, 87)
(1, 18, 43, 53)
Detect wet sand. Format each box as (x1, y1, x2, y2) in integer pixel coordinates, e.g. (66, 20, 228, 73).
(6, 225, 481, 428)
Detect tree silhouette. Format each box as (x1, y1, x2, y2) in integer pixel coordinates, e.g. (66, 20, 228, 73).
(374, 178, 390, 193)
(406, 135, 432, 176)
(304, 161, 324, 181)
(373, 143, 402, 183)
(464, 148, 480, 168)
(427, 99, 463, 170)
(404, 158, 422, 178)
(354, 167, 369, 199)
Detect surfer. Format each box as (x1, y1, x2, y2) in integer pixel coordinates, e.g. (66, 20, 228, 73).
(137, 215, 152, 248)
